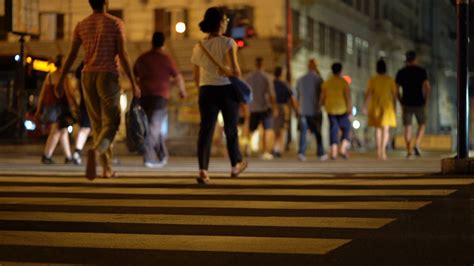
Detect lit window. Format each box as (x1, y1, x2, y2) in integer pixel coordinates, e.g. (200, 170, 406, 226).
(346, 34, 353, 55)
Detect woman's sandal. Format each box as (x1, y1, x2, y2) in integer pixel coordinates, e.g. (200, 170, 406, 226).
(103, 171, 118, 179)
(196, 172, 210, 185)
(230, 161, 248, 178)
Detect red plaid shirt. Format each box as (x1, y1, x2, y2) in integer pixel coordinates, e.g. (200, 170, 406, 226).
(73, 13, 126, 75)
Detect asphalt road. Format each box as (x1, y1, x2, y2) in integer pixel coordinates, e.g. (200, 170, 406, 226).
(0, 155, 472, 265)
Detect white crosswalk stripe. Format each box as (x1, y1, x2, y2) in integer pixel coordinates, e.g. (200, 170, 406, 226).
(0, 174, 472, 259)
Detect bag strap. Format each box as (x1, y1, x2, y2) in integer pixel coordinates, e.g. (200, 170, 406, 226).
(198, 41, 229, 76)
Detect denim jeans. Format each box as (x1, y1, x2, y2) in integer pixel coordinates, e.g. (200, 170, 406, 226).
(298, 114, 324, 156)
(142, 107, 168, 163)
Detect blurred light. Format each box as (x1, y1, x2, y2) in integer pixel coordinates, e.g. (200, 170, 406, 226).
(352, 106, 358, 116)
(14, 55, 20, 62)
(236, 39, 246, 48)
(217, 112, 224, 127)
(250, 131, 260, 152)
(24, 120, 36, 131)
(352, 120, 361, 130)
(26, 57, 32, 64)
(120, 94, 128, 112)
(175, 22, 186, 33)
(67, 126, 73, 133)
(161, 114, 169, 137)
(32, 60, 57, 72)
(343, 75, 352, 84)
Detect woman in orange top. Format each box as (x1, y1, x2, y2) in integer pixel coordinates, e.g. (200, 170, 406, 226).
(365, 59, 397, 160)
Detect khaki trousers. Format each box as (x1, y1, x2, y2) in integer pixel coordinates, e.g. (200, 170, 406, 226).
(82, 72, 121, 169)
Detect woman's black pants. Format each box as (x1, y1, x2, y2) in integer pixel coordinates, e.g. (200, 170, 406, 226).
(198, 85, 242, 170)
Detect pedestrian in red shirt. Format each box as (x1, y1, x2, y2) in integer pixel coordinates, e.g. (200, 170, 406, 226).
(55, 0, 139, 180)
(134, 32, 187, 168)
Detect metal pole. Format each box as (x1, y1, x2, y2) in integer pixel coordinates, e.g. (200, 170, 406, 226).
(285, 0, 293, 151)
(17, 34, 26, 139)
(286, 0, 293, 84)
(457, 0, 470, 158)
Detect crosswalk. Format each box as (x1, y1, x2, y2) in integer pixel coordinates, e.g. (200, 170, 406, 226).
(0, 174, 472, 265)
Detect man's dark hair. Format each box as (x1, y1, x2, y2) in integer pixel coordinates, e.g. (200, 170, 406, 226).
(376, 59, 387, 74)
(406, 51, 417, 62)
(89, 0, 106, 11)
(199, 7, 225, 34)
(152, 32, 165, 48)
(274, 66, 283, 77)
(331, 63, 342, 75)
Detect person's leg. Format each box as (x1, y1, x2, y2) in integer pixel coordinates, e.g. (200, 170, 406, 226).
(82, 73, 101, 178)
(197, 87, 220, 175)
(414, 107, 427, 156)
(143, 106, 162, 164)
(298, 116, 309, 158)
(72, 99, 92, 165)
(272, 110, 284, 156)
(339, 115, 351, 158)
(381, 126, 390, 160)
(402, 106, 413, 156)
(58, 127, 72, 161)
(219, 90, 242, 167)
(375, 127, 382, 159)
(43, 123, 61, 161)
(262, 112, 274, 158)
(75, 127, 91, 151)
(328, 115, 339, 159)
(156, 108, 169, 163)
(96, 73, 121, 176)
(311, 113, 325, 157)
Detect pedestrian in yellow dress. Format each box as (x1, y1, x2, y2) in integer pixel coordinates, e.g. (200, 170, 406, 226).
(364, 59, 397, 160)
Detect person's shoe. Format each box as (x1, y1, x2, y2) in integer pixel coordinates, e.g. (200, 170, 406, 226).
(144, 161, 165, 168)
(72, 151, 82, 165)
(406, 151, 413, 159)
(196, 172, 210, 185)
(318, 154, 329, 161)
(86, 149, 97, 181)
(272, 150, 282, 158)
(339, 153, 349, 160)
(103, 170, 118, 179)
(261, 152, 274, 160)
(414, 146, 422, 157)
(64, 157, 74, 165)
(160, 156, 169, 165)
(231, 161, 248, 178)
(41, 155, 54, 164)
(297, 153, 307, 162)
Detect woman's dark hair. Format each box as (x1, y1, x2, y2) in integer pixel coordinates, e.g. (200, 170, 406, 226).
(89, 0, 106, 10)
(331, 63, 342, 75)
(274, 66, 283, 78)
(199, 7, 225, 33)
(376, 59, 387, 74)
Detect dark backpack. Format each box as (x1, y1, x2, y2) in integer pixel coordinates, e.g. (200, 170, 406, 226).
(126, 98, 149, 153)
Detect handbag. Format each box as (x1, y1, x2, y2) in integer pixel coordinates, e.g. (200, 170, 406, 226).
(125, 98, 149, 153)
(198, 41, 253, 104)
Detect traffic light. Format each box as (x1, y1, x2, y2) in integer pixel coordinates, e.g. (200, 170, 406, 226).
(235, 38, 246, 49)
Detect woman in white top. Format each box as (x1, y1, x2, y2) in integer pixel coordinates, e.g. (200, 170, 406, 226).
(191, 7, 248, 184)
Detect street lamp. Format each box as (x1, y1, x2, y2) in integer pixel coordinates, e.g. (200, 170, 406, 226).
(175, 22, 186, 34)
